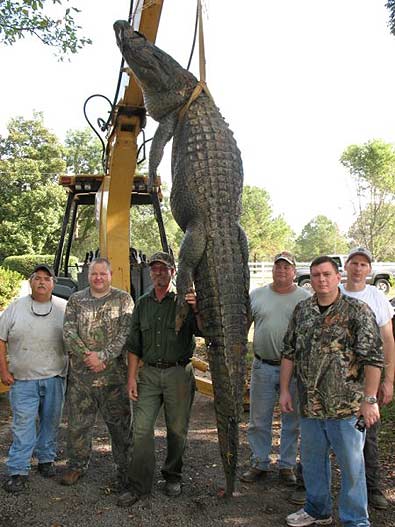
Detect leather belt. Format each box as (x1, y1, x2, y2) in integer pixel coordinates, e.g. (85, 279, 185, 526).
(254, 354, 281, 366)
(146, 359, 191, 369)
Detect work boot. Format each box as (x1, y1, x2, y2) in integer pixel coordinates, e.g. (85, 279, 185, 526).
(368, 488, 388, 510)
(279, 468, 297, 486)
(60, 469, 83, 486)
(164, 481, 181, 497)
(240, 467, 268, 483)
(3, 475, 29, 494)
(38, 462, 56, 478)
(117, 491, 141, 507)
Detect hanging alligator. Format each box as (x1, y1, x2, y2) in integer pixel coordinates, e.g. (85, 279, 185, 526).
(114, 20, 250, 496)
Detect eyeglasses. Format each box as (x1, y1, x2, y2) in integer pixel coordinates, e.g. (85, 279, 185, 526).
(31, 299, 53, 317)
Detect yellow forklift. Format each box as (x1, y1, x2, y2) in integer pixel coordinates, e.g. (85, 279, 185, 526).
(53, 0, 167, 300)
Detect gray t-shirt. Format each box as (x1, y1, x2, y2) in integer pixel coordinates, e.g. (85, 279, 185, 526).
(250, 284, 311, 361)
(0, 295, 67, 380)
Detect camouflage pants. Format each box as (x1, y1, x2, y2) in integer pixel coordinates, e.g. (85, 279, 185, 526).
(65, 378, 131, 480)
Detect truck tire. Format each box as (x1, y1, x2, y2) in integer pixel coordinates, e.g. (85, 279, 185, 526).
(374, 278, 390, 295)
(298, 278, 313, 291)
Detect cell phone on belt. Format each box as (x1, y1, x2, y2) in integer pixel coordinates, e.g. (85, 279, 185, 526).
(355, 415, 366, 432)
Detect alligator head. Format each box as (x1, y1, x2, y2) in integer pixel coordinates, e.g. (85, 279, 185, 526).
(114, 20, 197, 121)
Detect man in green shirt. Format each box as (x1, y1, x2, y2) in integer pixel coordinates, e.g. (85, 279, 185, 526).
(118, 252, 201, 507)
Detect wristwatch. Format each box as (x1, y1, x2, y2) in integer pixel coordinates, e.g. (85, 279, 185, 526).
(363, 395, 378, 404)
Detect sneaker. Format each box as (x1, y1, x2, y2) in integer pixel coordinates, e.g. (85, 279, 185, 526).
(38, 462, 56, 478)
(3, 475, 29, 494)
(60, 469, 83, 486)
(368, 488, 388, 510)
(289, 485, 306, 505)
(240, 467, 267, 483)
(117, 491, 141, 507)
(279, 468, 297, 486)
(286, 508, 332, 526)
(164, 481, 181, 497)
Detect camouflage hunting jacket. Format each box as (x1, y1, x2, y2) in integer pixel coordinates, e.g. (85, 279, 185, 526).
(282, 291, 383, 419)
(63, 287, 134, 387)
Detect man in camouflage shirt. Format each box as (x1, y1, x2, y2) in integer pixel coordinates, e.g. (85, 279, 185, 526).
(280, 256, 383, 527)
(61, 258, 134, 488)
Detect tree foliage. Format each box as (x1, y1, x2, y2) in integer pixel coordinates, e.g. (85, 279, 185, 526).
(240, 185, 294, 260)
(340, 139, 395, 259)
(0, 0, 91, 57)
(295, 215, 349, 261)
(0, 113, 67, 261)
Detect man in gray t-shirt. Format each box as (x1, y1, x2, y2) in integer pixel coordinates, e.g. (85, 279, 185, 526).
(240, 252, 310, 486)
(0, 264, 67, 494)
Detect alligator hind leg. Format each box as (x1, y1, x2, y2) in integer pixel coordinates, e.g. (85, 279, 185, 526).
(175, 221, 206, 332)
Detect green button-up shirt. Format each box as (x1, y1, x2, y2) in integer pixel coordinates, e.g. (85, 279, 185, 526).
(126, 288, 198, 363)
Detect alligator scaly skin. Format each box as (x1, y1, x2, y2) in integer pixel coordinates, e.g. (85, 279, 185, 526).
(114, 21, 250, 496)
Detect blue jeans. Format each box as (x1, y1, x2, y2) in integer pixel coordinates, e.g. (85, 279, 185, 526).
(247, 360, 299, 470)
(7, 377, 65, 475)
(301, 416, 369, 527)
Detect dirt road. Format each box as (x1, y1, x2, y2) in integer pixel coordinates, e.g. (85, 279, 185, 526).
(0, 391, 394, 527)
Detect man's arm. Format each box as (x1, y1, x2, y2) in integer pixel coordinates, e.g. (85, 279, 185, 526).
(360, 365, 382, 428)
(378, 320, 395, 405)
(0, 340, 14, 386)
(127, 353, 140, 401)
(280, 358, 295, 413)
(63, 296, 91, 356)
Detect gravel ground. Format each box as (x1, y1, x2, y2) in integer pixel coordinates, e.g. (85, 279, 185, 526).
(0, 389, 394, 527)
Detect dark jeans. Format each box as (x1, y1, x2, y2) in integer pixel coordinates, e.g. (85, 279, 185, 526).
(364, 421, 379, 491)
(127, 363, 195, 495)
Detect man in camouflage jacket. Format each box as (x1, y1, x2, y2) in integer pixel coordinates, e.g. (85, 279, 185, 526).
(280, 256, 383, 527)
(61, 258, 134, 488)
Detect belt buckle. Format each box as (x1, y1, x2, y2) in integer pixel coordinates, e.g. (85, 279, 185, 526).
(156, 360, 167, 369)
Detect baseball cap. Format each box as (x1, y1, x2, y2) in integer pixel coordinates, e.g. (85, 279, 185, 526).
(31, 264, 56, 278)
(148, 251, 175, 269)
(346, 247, 372, 264)
(274, 251, 296, 266)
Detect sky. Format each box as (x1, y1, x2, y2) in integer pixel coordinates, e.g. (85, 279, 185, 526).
(1, 0, 395, 236)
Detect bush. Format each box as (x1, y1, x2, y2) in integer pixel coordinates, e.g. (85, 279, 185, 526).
(0, 267, 23, 310)
(3, 255, 56, 278)
(3, 254, 78, 278)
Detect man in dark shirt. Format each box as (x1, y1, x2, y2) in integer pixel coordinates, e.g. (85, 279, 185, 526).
(118, 252, 202, 507)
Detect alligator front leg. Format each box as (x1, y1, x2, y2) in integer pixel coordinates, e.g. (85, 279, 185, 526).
(175, 221, 207, 332)
(148, 113, 177, 189)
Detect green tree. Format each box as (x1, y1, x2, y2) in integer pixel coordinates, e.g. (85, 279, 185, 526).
(295, 215, 349, 261)
(0, 113, 67, 261)
(340, 139, 395, 259)
(63, 128, 103, 258)
(64, 128, 103, 174)
(240, 185, 294, 260)
(0, 0, 91, 57)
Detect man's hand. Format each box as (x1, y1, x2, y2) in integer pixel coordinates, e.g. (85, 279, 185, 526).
(359, 401, 380, 428)
(128, 378, 138, 401)
(280, 390, 294, 413)
(84, 351, 106, 373)
(185, 290, 198, 313)
(0, 370, 14, 386)
(378, 380, 394, 406)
